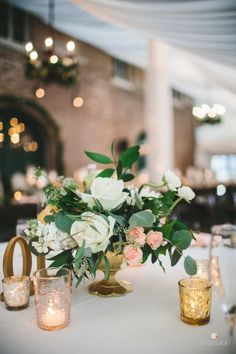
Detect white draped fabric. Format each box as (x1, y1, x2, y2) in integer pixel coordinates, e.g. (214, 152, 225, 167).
(76, 0, 236, 67)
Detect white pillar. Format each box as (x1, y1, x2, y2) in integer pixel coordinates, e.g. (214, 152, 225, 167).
(145, 39, 174, 182)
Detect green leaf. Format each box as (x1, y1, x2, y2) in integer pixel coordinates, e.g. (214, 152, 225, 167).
(129, 210, 154, 229)
(88, 257, 96, 276)
(85, 151, 113, 164)
(161, 220, 176, 240)
(116, 160, 123, 179)
(151, 252, 158, 263)
(104, 255, 110, 280)
(55, 211, 73, 233)
(111, 140, 116, 158)
(120, 145, 140, 168)
(49, 250, 73, 268)
(108, 212, 126, 226)
(96, 168, 115, 178)
(172, 230, 192, 250)
(184, 256, 197, 275)
(171, 248, 182, 266)
(44, 215, 54, 223)
(121, 173, 135, 182)
(134, 190, 143, 210)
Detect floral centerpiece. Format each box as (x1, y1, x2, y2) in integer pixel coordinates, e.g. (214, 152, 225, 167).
(26, 143, 197, 296)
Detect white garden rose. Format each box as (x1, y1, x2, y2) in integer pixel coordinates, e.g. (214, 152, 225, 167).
(71, 212, 115, 253)
(163, 170, 181, 191)
(177, 186, 195, 202)
(91, 177, 127, 211)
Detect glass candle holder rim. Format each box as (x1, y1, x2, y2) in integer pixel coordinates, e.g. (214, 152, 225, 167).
(33, 267, 71, 280)
(178, 277, 212, 290)
(2, 275, 30, 284)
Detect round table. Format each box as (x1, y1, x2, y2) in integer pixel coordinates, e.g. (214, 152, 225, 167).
(0, 242, 235, 354)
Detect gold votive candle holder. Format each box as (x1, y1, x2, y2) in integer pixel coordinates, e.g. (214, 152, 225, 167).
(2, 275, 30, 310)
(178, 277, 212, 325)
(33, 268, 71, 331)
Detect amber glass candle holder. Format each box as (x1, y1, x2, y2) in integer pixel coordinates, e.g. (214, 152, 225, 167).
(2, 275, 30, 310)
(178, 277, 212, 325)
(33, 268, 71, 331)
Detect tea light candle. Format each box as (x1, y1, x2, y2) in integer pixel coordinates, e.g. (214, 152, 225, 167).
(42, 301, 66, 328)
(2, 276, 30, 310)
(178, 277, 212, 325)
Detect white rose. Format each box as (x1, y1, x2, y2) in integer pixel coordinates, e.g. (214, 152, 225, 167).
(177, 186, 195, 202)
(163, 170, 181, 191)
(91, 177, 127, 211)
(71, 212, 115, 253)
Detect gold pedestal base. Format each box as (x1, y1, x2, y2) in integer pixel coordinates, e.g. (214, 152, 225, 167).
(88, 271, 132, 297)
(181, 314, 210, 326)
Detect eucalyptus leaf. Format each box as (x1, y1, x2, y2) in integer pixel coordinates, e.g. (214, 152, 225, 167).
(184, 256, 197, 275)
(172, 230, 192, 250)
(55, 211, 73, 233)
(134, 190, 143, 210)
(129, 210, 154, 229)
(85, 151, 113, 164)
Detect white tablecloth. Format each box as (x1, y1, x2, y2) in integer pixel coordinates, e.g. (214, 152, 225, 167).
(0, 243, 235, 354)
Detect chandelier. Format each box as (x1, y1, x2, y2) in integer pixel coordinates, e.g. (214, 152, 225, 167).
(24, 0, 78, 87)
(192, 104, 226, 125)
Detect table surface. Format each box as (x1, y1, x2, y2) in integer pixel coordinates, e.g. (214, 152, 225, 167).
(0, 242, 235, 354)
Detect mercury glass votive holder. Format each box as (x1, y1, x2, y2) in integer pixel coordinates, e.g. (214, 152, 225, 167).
(2, 275, 30, 310)
(33, 268, 71, 331)
(178, 277, 212, 325)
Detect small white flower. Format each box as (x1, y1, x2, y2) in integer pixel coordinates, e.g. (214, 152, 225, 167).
(161, 241, 168, 246)
(177, 186, 195, 202)
(163, 170, 181, 191)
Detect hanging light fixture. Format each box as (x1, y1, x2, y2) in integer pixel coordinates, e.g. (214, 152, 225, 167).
(25, 0, 79, 87)
(192, 103, 225, 125)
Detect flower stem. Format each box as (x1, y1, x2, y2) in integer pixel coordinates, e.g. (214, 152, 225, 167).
(169, 197, 182, 213)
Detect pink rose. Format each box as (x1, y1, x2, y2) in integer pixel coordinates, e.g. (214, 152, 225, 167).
(127, 226, 146, 246)
(123, 245, 143, 265)
(146, 230, 163, 250)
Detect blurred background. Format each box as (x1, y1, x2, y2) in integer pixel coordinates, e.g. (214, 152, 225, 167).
(0, 0, 236, 240)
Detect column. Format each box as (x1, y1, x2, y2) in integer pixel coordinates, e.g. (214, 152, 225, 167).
(145, 39, 174, 182)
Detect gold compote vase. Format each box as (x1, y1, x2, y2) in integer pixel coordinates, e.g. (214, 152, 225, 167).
(88, 250, 132, 297)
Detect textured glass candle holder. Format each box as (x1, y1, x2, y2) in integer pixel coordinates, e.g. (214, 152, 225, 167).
(2, 275, 30, 310)
(33, 268, 71, 331)
(178, 277, 212, 325)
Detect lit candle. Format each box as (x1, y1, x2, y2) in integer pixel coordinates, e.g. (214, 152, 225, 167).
(178, 277, 212, 325)
(43, 300, 66, 328)
(2, 276, 30, 310)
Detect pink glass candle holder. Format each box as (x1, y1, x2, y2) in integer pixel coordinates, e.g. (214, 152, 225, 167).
(2, 276, 30, 310)
(33, 268, 71, 331)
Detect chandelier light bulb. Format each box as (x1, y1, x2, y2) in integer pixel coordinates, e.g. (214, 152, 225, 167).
(208, 108, 217, 118)
(30, 50, 38, 61)
(45, 37, 53, 48)
(213, 104, 226, 116)
(35, 88, 45, 99)
(50, 55, 59, 64)
(201, 104, 210, 114)
(11, 133, 20, 144)
(67, 40, 75, 52)
(25, 42, 33, 52)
